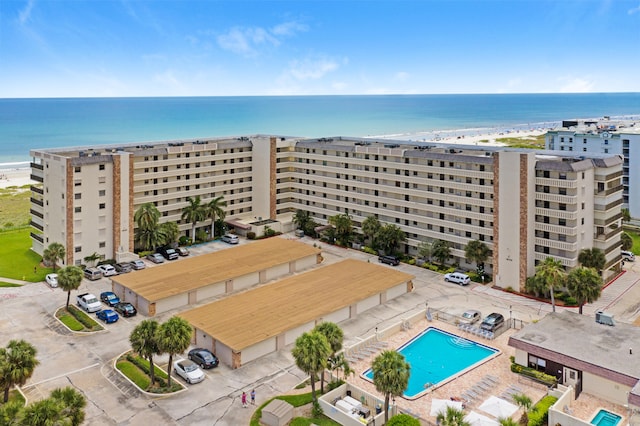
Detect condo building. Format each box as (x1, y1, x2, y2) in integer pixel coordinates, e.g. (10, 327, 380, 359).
(30, 135, 624, 289)
(546, 118, 640, 218)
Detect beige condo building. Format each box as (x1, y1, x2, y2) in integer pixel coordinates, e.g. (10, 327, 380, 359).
(29, 135, 624, 289)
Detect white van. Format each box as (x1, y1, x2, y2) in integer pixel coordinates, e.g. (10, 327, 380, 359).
(622, 251, 635, 262)
(221, 234, 239, 244)
(444, 272, 471, 286)
(84, 268, 103, 281)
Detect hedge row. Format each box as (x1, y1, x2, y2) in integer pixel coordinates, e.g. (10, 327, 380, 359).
(528, 395, 558, 426)
(125, 354, 168, 387)
(67, 305, 101, 331)
(510, 363, 558, 386)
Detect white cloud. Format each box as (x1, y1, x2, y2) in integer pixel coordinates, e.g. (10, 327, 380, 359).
(628, 3, 640, 14)
(18, 0, 35, 25)
(216, 20, 306, 57)
(558, 76, 595, 93)
(153, 70, 183, 91)
(288, 57, 339, 80)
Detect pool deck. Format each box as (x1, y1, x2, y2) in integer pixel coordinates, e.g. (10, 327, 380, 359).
(347, 317, 628, 423)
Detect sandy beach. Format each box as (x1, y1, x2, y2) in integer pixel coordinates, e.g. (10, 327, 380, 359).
(0, 168, 33, 190)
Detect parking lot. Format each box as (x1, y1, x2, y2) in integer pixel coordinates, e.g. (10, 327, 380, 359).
(1, 235, 639, 425)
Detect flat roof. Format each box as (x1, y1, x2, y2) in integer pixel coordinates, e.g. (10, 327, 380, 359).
(112, 238, 320, 302)
(509, 311, 640, 381)
(179, 259, 415, 351)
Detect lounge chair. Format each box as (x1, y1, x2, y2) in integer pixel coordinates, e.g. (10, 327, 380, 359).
(483, 374, 499, 384)
(475, 381, 491, 391)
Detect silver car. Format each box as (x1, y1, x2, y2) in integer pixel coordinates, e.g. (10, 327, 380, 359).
(173, 359, 205, 384)
(459, 309, 481, 325)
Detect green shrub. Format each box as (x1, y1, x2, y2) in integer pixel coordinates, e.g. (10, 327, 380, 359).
(247, 231, 256, 240)
(97, 259, 116, 266)
(311, 400, 323, 417)
(117, 360, 150, 390)
(67, 305, 101, 330)
(57, 310, 84, 331)
(563, 296, 578, 306)
(528, 395, 558, 426)
(405, 258, 416, 265)
(387, 414, 421, 426)
(178, 235, 191, 246)
(362, 246, 377, 255)
(510, 362, 557, 386)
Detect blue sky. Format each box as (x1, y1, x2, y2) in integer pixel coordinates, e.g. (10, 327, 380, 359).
(2, 0, 640, 97)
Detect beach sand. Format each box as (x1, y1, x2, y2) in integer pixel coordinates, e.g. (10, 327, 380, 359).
(0, 168, 33, 190)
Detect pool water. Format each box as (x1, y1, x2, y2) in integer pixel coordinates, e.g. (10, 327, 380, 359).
(591, 410, 622, 426)
(363, 327, 498, 398)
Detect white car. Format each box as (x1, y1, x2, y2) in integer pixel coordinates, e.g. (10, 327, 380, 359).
(221, 234, 239, 244)
(173, 359, 205, 384)
(97, 264, 118, 277)
(444, 272, 471, 286)
(45, 273, 58, 288)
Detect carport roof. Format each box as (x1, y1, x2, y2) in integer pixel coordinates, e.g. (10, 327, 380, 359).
(112, 238, 320, 301)
(178, 259, 415, 351)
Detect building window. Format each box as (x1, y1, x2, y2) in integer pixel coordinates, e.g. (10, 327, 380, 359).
(74, 193, 81, 200)
(99, 190, 106, 196)
(74, 166, 81, 173)
(99, 164, 105, 171)
(99, 203, 106, 209)
(74, 246, 81, 253)
(99, 242, 106, 248)
(74, 207, 81, 213)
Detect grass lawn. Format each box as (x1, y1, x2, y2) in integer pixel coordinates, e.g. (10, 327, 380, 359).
(0, 281, 22, 287)
(0, 228, 52, 281)
(0, 186, 31, 231)
(116, 353, 182, 394)
(55, 306, 103, 332)
(625, 229, 640, 254)
(496, 134, 546, 149)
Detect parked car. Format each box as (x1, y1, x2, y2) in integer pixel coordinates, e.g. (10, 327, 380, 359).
(96, 309, 119, 324)
(622, 250, 635, 262)
(130, 259, 146, 270)
(76, 293, 102, 313)
(378, 255, 400, 266)
(100, 291, 120, 307)
(114, 302, 137, 317)
(173, 359, 205, 384)
(97, 264, 118, 277)
(444, 272, 471, 286)
(146, 253, 165, 264)
(480, 313, 505, 331)
(114, 262, 132, 273)
(45, 273, 58, 288)
(157, 246, 179, 260)
(188, 348, 219, 369)
(84, 267, 103, 281)
(460, 309, 482, 325)
(221, 234, 239, 244)
(176, 247, 190, 257)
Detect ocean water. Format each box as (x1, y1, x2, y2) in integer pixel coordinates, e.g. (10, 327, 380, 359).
(1, 93, 639, 167)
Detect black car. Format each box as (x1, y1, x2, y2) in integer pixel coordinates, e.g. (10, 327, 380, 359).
(114, 302, 137, 317)
(114, 262, 132, 273)
(378, 255, 400, 266)
(157, 246, 179, 260)
(188, 348, 219, 369)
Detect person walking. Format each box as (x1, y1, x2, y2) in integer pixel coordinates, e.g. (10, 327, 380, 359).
(241, 391, 247, 408)
(250, 389, 256, 405)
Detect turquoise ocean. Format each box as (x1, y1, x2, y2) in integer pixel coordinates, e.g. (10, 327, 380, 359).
(1, 93, 639, 167)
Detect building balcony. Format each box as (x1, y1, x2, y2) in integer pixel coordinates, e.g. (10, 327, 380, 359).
(534, 252, 577, 268)
(535, 192, 577, 204)
(30, 220, 43, 231)
(30, 209, 44, 219)
(30, 162, 43, 171)
(30, 185, 44, 195)
(534, 208, 578, 220)
(30, 232, 44, 244)
(534, 222, 577, 236)
(535, 177, 577, 188)
(30, 174, 44, 183)
(534, 238, 578, 252)
(30, 197, 44, 207)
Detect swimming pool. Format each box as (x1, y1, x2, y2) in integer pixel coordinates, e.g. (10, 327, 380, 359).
(591, 409, 622, 426)
(363, 327, 499, 399)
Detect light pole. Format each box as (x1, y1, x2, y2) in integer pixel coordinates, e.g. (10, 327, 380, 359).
(509, 305, 513, 327)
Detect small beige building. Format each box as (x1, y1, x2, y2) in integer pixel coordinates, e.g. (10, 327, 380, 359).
(111, 238, 321, 316)
(179, 259, 415, 368)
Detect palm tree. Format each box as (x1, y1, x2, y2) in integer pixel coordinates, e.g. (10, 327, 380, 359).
(371, 350, 410, 424)
(57, 266, 84, 309)
(578, 248, 606, 272)
(465, 239, 491, 274)
(314, 322, 344, 393)
(159, 221, 180, 246)
(206, 196, 227, 238)
(130, 320, 161, 385)
(432, 239, 452, 266)
(181, 196, 207, 241)
(512, 393, 532, 425)
(566, 267, 603, 314)
(134, 202, 161, 230)
(43, 242, 65, 271)
(387, 413, 421, 425)
(291, 331, 331, 402)
(377, 224, 407, 256)
(0, 340, 39, 403)
(19, 397, 60, 426)
(417, 240, 433, 262)
(328, 213, 354, 246)
(50, 387, 86, 426)
(497, 417, 519, 426)
(293, 209, 311, 231)
(622, 208, 631, 223)
(535, 257, 566, 312)
(156, 317, 193, 387)
(361, 216, 381, 247)
(0, 399, 23, 424)
(436, 406, 470, 426)
(83, 252, 102, 268)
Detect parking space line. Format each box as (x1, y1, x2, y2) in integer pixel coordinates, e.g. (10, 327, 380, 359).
(22, 362, 100, 388)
